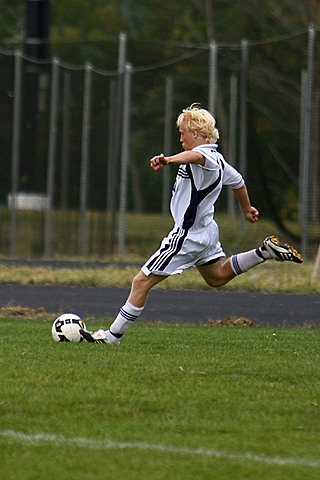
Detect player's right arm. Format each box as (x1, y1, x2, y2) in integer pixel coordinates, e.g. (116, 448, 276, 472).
(150, 151, 204, 171)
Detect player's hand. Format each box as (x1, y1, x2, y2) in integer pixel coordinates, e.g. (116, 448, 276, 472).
(244, 206, 259, 223)
(150, 153, 169, 171)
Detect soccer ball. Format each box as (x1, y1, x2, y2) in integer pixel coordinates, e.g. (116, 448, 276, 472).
(52, 313, 86, 342)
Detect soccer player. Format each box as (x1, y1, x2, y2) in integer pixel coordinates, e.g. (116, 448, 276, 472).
(81, 103, 303, 344)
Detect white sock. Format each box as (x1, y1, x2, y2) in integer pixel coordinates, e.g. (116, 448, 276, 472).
(108, 301, 144, 342)
(230, 249, 265, 275)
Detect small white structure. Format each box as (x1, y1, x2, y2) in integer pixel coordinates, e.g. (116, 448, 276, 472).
(8, 192, 49, 211)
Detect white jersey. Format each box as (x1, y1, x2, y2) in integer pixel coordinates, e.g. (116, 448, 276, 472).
(142, 144, 244, 276)
(170, 144, 244, 231)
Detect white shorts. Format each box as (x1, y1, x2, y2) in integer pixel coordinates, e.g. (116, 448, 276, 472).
(141, 222, 225, 276)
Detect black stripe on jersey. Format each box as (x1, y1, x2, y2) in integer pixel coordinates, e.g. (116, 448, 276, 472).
(145, 227, 187, 272)
(177, 166, 190, 179)
(182, 165, 222, 230)
(217, 157, 225, 170)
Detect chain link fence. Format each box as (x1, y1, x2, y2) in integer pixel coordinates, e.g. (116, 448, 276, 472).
(0, 26, 319, 260)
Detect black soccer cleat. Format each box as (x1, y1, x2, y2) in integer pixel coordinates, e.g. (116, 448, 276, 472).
(79, 328, 111, 343)
(262, 235, 303, 263)
(79, 328, 95, 342)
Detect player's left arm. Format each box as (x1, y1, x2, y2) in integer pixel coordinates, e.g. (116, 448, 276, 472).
(233, 184, 259, 223)
(150, 151, 204, 171)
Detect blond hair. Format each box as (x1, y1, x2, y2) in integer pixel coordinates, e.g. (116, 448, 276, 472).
(176, 103, 219, 143)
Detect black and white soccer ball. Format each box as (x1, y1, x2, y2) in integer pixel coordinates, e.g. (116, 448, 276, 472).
(52, 313, 86, 342)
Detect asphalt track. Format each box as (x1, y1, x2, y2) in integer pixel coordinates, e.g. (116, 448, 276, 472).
(0, 284, 319, 327)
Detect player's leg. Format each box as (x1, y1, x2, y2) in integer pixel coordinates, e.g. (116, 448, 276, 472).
(127, 270, 166, 308)
(197, 235, 303, 288)
(80, 271, 166, 344)
(80, 225, 190, 344)
(196, 221, 266, 286)
(197, 245, 269, 286)
(198, 247, 269, 287)
(197, 257, 237, 287)
(105, 271, 166, 343)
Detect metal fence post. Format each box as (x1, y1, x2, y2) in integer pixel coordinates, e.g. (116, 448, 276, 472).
(118, 63, 132, 258)
(107, 32, 127, 254)
(300, 24, 316, 259)
(162, 76, 173, 214)
(239, 39, 248, 235)
(239, 39, 248, 178)
(299, 70, 307, 220)
(227, 74, 238, 217)
(78, 63, 93, 257)
(9, 50, 23, 256)
(106, 79, 117, 213)
(44, 57, 60, 257)
(208, 41, 217, 115)
(61, 71, 71, 209)
(107, 33, 127, 215)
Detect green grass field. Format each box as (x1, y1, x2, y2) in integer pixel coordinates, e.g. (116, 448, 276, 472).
(1, 318, 320, 480)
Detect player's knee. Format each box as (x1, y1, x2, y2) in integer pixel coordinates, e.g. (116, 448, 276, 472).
(200, 267, 231, 287)
(131, 271, 147, 290)
(131, 271, 154, 294)
(204, 276, 228, 288)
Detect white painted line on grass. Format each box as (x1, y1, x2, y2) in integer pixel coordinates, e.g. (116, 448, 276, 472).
(1, 430, 319, 469)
